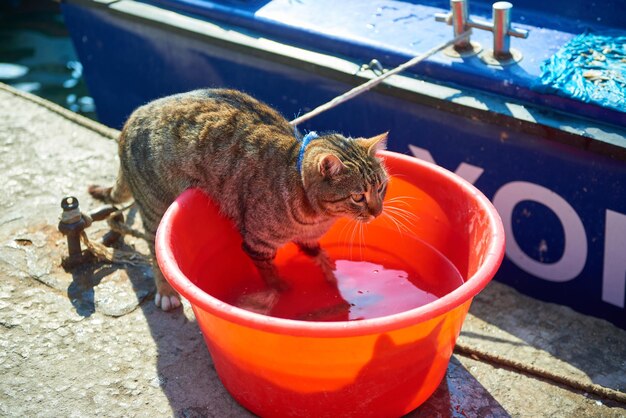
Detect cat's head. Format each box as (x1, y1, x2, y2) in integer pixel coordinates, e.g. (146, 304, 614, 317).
(302, 132, 389, 223)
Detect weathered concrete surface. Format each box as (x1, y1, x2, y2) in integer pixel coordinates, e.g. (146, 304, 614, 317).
(1, 84, 625, 417)
(460, 281, 626, 394)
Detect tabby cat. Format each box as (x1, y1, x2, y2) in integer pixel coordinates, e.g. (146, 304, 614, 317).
(89, 89, 389, 311)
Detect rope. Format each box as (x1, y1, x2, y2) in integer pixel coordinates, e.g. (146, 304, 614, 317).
(80, 230, 151, 266)
(78, 204, 152, 266)
(455, 342, 626, 404)
(106, 206, 152, 241)
(289, 30, 472, 127)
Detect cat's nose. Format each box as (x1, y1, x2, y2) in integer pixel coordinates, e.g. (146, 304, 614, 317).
(368, 202, 383, 218)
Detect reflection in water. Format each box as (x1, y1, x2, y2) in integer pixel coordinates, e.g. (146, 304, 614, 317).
(335, 259, 440, 320)
(0, 2, 97, 120)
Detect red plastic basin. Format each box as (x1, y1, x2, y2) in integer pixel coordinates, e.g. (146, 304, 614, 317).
(155, 151, 505, 417)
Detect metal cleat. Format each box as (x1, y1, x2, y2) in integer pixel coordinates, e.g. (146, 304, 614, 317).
(436, 0, 529, 64)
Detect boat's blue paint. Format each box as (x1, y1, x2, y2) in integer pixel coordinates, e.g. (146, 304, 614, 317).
(61, 1, 626, 328)
(140, 0, 626, 126)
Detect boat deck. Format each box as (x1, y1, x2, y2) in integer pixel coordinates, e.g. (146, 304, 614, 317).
(1, 83, 624, 417)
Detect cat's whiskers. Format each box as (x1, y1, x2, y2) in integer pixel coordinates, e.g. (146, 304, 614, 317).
(337, 217, 355, 250)
(349, 218, 360, 261)
(385, 208, 417, 228)
(381, 197, 419, 237)
(384, 200, 419, 226)
(381, 211, 411, 237)
(384, 209, 417, 236)
(385, 195, 418, 207)
(358, 222, 365, 261)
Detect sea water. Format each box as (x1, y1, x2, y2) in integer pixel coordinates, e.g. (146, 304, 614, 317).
(0, 4, 97, 120)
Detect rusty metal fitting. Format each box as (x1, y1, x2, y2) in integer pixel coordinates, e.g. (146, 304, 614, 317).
(58, 196, 93, 269)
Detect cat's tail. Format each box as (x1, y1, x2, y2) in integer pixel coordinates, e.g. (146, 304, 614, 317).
(88, 168, 132, 204)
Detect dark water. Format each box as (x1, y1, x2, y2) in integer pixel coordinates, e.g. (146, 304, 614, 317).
(0, 1, 97, 120)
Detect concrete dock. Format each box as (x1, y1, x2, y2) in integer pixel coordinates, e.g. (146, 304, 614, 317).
(1, 83, 624, 417)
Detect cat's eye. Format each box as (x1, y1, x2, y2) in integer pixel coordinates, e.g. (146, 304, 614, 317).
(351, 193, 366, 203)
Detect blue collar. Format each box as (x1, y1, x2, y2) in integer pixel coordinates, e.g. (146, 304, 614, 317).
(297, 131, 319, 173)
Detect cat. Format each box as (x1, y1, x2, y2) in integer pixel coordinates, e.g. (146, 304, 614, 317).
(89, 89, 389, 311)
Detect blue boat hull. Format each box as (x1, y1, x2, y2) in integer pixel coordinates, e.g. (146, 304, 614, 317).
(61, 0, 626, 328)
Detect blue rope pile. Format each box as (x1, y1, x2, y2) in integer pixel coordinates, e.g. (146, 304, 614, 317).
(538, 32, 626, 113)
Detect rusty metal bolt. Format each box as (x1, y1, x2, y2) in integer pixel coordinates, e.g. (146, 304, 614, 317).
(58, 196, 93, 268)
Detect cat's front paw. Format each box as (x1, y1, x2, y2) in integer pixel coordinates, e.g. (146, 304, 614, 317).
(269, 278, 291, 292)
(316, 250, 337, 285)
(235, 289, 280, 315)
(154, 272, 182, 311)
(154, 290, 182, 311)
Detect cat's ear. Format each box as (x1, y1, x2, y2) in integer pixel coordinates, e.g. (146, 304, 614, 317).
(319, 153, 346, 178)
(361, 132, 388, 155)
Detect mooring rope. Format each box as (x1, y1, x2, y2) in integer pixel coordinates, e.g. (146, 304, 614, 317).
(77, 204, 152, 266)
(454, 342, 626, 404)
(80, 230, 151, 266)
(289, 30, 472, 127)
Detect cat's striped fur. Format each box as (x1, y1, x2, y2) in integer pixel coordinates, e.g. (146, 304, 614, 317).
(90, 89, 388, 310)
